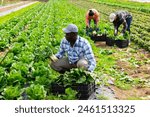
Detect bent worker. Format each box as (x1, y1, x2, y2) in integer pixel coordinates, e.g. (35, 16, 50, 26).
(109, 11, 132, 36)
(50, 24, 96, 73)
(85, 9, 100, 29)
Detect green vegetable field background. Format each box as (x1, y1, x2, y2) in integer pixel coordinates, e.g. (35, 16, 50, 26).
(0, 0, 150, 100)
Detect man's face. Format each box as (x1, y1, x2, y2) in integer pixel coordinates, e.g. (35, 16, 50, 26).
(65, 32, 77, 43)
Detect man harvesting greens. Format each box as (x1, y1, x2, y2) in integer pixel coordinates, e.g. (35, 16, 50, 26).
(109, 11, 132, 36)
(50, 24, 96, 73)
(85, 9, 100, 36)
(85, 9, 100, 29)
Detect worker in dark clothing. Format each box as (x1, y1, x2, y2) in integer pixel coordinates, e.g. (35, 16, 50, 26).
(109, 11, 132, 36)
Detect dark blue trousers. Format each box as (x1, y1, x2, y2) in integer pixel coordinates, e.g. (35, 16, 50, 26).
(126, 15, 132, 33)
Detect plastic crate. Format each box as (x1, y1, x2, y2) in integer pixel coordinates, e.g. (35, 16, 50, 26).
(115, 39, 129, 48)
(51, 82, 95, 100)
(51, 83, 65, 94)
(90, 34, 106, 42)
(106, 37, 115, 46)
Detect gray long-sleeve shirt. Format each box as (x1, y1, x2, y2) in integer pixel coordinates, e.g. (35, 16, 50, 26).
(113, 11, 132, 35)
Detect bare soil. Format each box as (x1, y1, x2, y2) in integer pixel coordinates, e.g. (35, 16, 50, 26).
(95, 41, 150, 100)
(0, 1, 32, 12)
(110, 86, 150, 100)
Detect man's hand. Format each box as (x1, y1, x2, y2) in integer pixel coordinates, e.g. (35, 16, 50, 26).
(50, 55, 58, 62)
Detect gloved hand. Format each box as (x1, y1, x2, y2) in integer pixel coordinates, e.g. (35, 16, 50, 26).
(120, 33, 124, 36)
(50, 54, 58, 62)
(92, 30, 97, 35)
(114, 29, 118, 36)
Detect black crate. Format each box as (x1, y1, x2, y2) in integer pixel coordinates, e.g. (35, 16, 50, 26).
(51, 83, 65, 94)
(115, 39, 129, 48)
(106, 37, 115, 46)
(90, 34, 106, 42)
(51, 82, 95, 100)
(75, 83, 95, 100)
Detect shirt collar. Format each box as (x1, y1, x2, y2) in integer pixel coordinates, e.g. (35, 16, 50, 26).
(65, 35, 80, 47)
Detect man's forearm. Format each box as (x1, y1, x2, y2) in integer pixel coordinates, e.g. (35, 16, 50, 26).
(55, 51, 64, 59)
(88, 61, 96, 72)
(122, 22, 127, 33)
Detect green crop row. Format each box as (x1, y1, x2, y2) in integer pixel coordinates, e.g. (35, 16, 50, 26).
(70, 0, 150, 51)
(0, 3, 47, 51)
(92, 0, 150, 13)
(0, 2, 40, 24)
(0, 0, 97, 100)
(0, 0, 147, 100)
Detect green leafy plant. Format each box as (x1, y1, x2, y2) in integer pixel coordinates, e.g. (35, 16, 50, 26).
(1, 52, 15, 68)
(61, 88, 77, 100)
(10, 42, 23, 55)
(0, 38, 8, 51)
(115, 34, 124, 40)
(115, 32, 130, 40)
(35, 76, 51, 88)
(107, 30, 115, 39)
(10, 62, 29, 77)
(26, 84, 47, 100)
(97, 95, 109, 100)
(16, 51, 35, 64)
(62, 68, 94, 87)
(0, 67, 7, 92)
(2, 86, 23, 100)
(7, 69, 26, 86)
(32, 61, 51, 78)
(99, 49, 114, 55)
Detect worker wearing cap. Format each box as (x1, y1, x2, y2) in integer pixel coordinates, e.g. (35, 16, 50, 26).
(85, 9, 100, 29)
(109, 11, 132, 36)
(50, 24, 96, 73)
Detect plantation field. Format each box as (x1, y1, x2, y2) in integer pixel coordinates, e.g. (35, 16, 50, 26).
(0, 0, 150, 100)
(72, 0, 150, 51)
